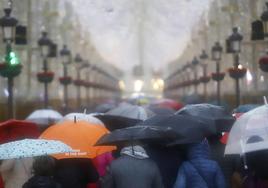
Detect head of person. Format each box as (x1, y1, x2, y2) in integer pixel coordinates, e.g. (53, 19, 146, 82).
(32, 156, 56, 176)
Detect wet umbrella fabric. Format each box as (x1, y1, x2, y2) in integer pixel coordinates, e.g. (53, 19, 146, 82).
(176, 103, 235, 133)
(139, 114, 210, 145)
(40, 120, 115, 159)
(62, 113, 104, 126)
(225, 105, 268, 155)
(0, 119, 40, 144)
(26, 109, 63, 126)
(146, 106, 175, 115)
(95, 104, 154, 131)
(0, 139, 73, 160)
(95, 126, 178, 146)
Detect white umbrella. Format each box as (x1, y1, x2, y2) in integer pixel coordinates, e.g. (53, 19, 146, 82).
(62, 113, 104, 126)
(0, 139, 73, 160)
(225, 105, 268, 155)
(26, 109, 63, 126)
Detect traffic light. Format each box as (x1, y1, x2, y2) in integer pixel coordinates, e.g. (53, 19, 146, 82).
(5, 51, 20, 66)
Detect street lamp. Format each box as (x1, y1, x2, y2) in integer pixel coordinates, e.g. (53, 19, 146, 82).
(261, 2, 268, 39)
(211, 42, 224, 105)
(199, 50, 210, 101)
(59, 45, 71, 113)
(228, 27, 245, 107)
(191, 57, 199, 94)
(0, 5, 21, 118)
(37, 32, 53, 108)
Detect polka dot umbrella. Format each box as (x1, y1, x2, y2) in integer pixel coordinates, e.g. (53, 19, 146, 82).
(0, 139, 73, 160)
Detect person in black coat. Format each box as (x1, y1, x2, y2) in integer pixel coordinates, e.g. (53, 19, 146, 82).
(23, 156, 60, 188)
(54, 158, 99, 188)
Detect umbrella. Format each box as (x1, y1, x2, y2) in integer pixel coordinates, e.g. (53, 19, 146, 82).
(62, 113, 104, 126)
(26, 109, 63, 126)
(225, 105, 268, 155)
(0, 120, 40, 144)
(233, 104, 260, 114)
(40, 121, 115, 159)
(176, 103, 235, 133)
(150, 98, 183, 111)
(95, 104, 154, 131)
(139, 114, 211, 145)
(95, 126, 178, 146)
(95, 103, 116, 113)
(0, 139, 73, 160)
(107, 103, 154, 120)
(146, 106, 175, 115)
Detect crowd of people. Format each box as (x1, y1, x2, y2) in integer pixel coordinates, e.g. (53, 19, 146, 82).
(0, 100, 267, 188)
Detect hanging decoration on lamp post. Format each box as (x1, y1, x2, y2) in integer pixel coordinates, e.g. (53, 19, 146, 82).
(211, 42, 224, 105)
(227, 27, 244, 107)
(59, 45, 72, 112)
(0, 3, 21, 118)
(37, 31, 54, 108)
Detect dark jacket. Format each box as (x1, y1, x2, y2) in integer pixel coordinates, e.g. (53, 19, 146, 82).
(173, 141, 226, 188)
(22, 176, 61, 188)
(55, 158, 99, 188)
(146, 145, 183, 188)
(104, 155, 164, 188)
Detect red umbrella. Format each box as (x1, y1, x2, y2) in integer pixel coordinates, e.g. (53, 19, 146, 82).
(151, 99, 184, 111)
(0, 119, 40, 144)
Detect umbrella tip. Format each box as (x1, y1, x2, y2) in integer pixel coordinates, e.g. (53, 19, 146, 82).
(84, 109, 87, 114)
(74, 116, 77, 123)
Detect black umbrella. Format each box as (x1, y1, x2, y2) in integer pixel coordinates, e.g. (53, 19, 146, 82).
(95, 126, 178, 146)
(176, 103, 235, 133)
(95, 114, 142, 131)
(146, 106, 175, 115)
(138, 114, 210, 145)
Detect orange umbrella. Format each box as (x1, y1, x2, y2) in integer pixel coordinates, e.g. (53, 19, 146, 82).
(40, 120, 115, 159)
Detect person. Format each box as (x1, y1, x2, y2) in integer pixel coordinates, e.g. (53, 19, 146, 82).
(0, 158, 33, 188)
(101, 145, 164, 188)
(55, 158, 99, 188)
(173, 140, 226, 188)
(146, 144, 183, 188)
(242, 136, 268, 188)
(22, 156, 60, 188)
(208, 134, 239, 188)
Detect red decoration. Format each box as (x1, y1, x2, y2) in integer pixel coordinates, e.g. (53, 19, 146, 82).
(211, 72, 225, 81)
(228, 67, 247, 79)
(59, 76, 72, 85)
(73, 79, 84, 86)
(37, 71, 54, 83)
(199, 76, 211, 83)
(259, 55, 268, 72)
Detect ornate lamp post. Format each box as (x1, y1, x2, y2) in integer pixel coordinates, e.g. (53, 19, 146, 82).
(211, 42, 224, 105)
(37, 32, 53, 108)
(191, 57, 200, 94)
(73, 53, 83, 109)
(199, 50, 210, 101)
(59, 45, 71, 112)
(0, 4, 21, 118)
(228, 27, 245, 107)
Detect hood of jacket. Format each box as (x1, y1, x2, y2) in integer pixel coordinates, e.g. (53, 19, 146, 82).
(187, 139, 211, 160)
(120, 145, 149, 159)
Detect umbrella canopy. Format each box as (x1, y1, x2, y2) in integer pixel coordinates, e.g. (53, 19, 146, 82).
(96, 126, 178, 146)
(95, 103, 116, 113)
(139, 114, 210, 145)
(150, 98, 183, 110)
(62, 113, 104, 126)
(107, 103, 154, 120)
(95, 103, 154, 131)
(146, 106, 175, 115)
(0, 120, 40, 144)
(26, 109, 63, 126)
(176, 103, 235, 134)
(40, 121, 115, 159)
(225, 105, 268, 155)
(0, 139, 73, 160)
(233, 104, 260, 114)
